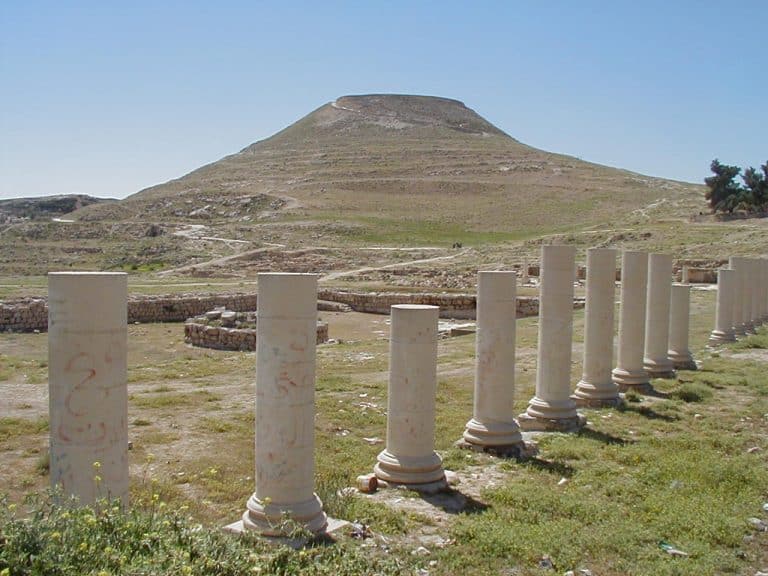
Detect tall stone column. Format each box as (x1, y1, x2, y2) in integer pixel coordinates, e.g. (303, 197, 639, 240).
(709, 269, 737, 344)
(573, 248, 620, 406)
(643, 253, 676, 378)
(462, 272, 523, 450)
(374, 305, 447, 490)
(681, 266, 690, 284)
(519, 245, 582, 431)
(48, 272, 129, 506)
(762, 259, 768, 323)
(612, 251, 650, 390)
(521, 259, 529, 284)
(730, 256, 751, 336)
(241, 273, 327, 535)
(750, 259, 762, 327)
(668, 283, 697, 370)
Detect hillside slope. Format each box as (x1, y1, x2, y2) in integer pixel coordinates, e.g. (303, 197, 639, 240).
(75, 94, 705, 233)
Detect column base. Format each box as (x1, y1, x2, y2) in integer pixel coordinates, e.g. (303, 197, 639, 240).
(612, 366, 650, 390)
(517, 411, 586, 432)
(708, 330, 736, 345)
(462, 417, 523, 447)
(572, 379, 621, 407)
(239, 493, 327, 536)
(734, 324, 747, 337)
(643, 357, 676, 379)
(744, 321, 756, 335)
(455, 437, 537, 459)
(668, 350, 697, 371)
(374, 449, 446, 488)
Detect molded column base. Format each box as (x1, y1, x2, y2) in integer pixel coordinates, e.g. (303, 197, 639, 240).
(517, 412, 586, 432)
(669, 350, 697, 371)
(572, 379, 621, 408)
(454, 437, 537, 459)
(373, 449, 447, 490)
(462, 417, 523, 447)
(612, 367, 650, 390)
(643, 357, 676, 379)
(708, 329, 736, 345)
(239, 494, 327, 536)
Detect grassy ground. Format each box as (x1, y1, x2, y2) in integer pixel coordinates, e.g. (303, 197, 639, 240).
(1, 290, 767, 575)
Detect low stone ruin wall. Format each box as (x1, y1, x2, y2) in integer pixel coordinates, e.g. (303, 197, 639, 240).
(184, 321, 329, 351)
(685, 267, 718, 284)
(0, 290, 583, 333)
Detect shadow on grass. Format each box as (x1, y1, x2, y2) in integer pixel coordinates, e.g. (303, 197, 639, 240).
(577, 427, 627, 445)
(521, 457, 575, 478)
(617, 403, 679, 422)
(420, 488, 489, 515)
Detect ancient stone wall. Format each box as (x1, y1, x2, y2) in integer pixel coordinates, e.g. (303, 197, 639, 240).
(1, 289, 577, 333)
(184, 321, 329, 351)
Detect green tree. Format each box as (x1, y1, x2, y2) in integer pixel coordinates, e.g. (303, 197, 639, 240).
(742, 161, 768, 213)
(704, 159, 743, 213)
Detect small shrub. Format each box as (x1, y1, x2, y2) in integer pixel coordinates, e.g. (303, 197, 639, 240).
(669, 382, 714, 403)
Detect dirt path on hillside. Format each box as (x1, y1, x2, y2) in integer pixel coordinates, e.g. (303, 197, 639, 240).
(320, 249, 470, 282)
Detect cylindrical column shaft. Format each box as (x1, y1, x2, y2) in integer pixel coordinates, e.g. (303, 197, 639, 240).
(612, 251, 650, 390)
(682, 266, 690, 284)
(463, 272, 523, 447)
(668, 284, 697, 370)
(762, 259, 768, 322)
(242, 273, 327, 535)
(643, 253, 676, 378)
(374, 305, 446, 488)
(750, 259, 762, 327)
(730, 256, 751, 335)
(519, 245, 581, 430)
(48, 272, 129, 506)
(709, 269, 737, 344)
(573, 248, 619, 406)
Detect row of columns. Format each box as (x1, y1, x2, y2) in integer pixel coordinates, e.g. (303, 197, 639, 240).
(47, 250, 702, 535)
(710, 257, 768, 344)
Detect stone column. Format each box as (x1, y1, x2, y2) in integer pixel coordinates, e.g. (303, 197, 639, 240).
(643, 253, 676, 378)
(521, 259, 529, 284)
(462, 272, 523, 450)
(48, 272, 129, 506)
(709, 268, 737, 344)
(668, 284, 697, 370)
(682, 265, 690, 284)
(573, 248, 620, 406)
(519, 245, 582, 431)
(612, 251, 650, 390)
(762, 259, 768, 323)
(241, 273, 327, 535)
(730, 256, 751, 335)
(750, 259, 762, 327)
(374, 305, 446, 490)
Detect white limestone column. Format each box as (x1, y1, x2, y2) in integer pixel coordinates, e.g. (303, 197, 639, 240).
(730, 256, 749, 336)
(48, 272, 129, 506)
(462, 271, 523, 448)
(519, 245, 581, 430)
(668, 284, 697, 370)
(241, 273, 327, 535)
(682, 266, 690, 284)
(612, 251, 650, 390)
(521, 259, 529, 285)
(762, 259, 768, 322)
(374, 305, 446, 489)
(573, 248, 620, 406)
(643, 253, 676, 378)
(750, 259, 762, 327)
(709, 269, 737, 344)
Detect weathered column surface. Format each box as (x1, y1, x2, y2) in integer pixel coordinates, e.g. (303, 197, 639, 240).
(730, 256, 750, 336)
(681, 265, 690, 284)
(241, 273, 327, 535)
(48, 272, 129, 506)
(668, 283, 697, 370)
(374, 305, 447, 490)
(519, 245, 582, 431)
(521, 259, 529, 284)
(462, 272, 523, 450)
(612, 251, 650, 390)
(643, 253, 676, 378)
(750, 259, 762, 327)
(762, 259, 768, 322)
(573, 248, 620, 406)
(709, 269, 737, 344)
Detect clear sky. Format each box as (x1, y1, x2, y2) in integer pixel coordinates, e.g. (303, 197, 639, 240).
(1, 1, 766, 200)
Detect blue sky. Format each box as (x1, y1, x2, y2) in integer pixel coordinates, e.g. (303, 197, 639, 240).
(1, 1, 766, 200)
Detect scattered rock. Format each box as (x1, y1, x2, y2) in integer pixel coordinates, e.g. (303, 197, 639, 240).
(412, 546, 431, 556)
(747, 446, 761, 454)
(557, 477, 568, 486)
(538, 555, 555, 570)
(748, 517, 768, 531)
(362, 437, 383, 445)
